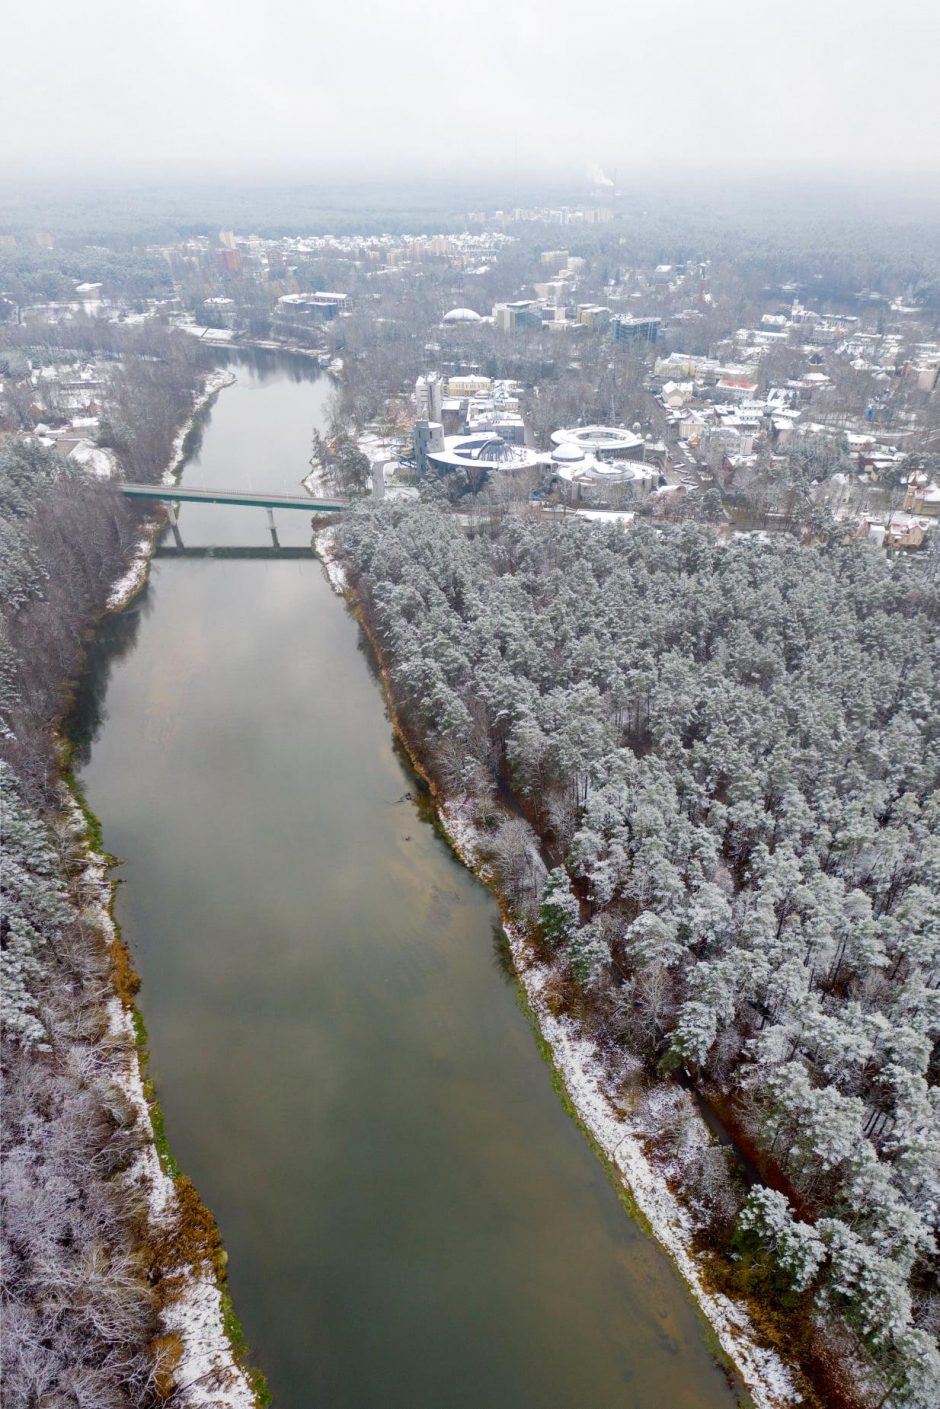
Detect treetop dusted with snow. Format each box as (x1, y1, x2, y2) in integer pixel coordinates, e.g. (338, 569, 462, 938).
(337, 502, 939, 1407)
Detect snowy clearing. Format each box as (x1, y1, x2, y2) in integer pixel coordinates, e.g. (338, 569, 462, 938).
(68, 439, 120, 480)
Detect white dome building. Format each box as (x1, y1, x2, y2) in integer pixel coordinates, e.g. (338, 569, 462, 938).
(427, 432, 540, 483)
(549, 441, 655, 504)
(442, 307, 483, 324)
(550, 442, 587, 467)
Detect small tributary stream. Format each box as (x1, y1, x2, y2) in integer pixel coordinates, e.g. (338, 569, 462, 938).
(69, 350, 744, 1409)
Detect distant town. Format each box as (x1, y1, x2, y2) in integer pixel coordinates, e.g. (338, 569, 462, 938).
(2, 210, 938, 561)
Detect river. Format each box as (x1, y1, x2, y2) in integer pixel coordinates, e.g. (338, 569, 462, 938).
(69, 350, 744, 1409)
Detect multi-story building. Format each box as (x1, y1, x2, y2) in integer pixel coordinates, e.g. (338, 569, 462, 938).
(413, 419, 445, 476)
(904, 472, 940, 516)
(415, 373, 443, 423)
(611, 315, 661, 344)
(447, 374, 491, 397)
(276, 291, 349, 320)
(577, 305, 611, 329)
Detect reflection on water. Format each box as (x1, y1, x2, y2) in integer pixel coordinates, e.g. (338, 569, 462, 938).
(154, 546, 316, 560)
(72, 351, 744, 1409)
(490, 922, 517, 983)
(68, 598, 146, 769)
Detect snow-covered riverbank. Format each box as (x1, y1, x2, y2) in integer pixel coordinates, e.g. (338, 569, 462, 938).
(71, 829, 257, 1409)
(316, 525, 349, 591)
(441, 799, 800, 1409)
(106, 367, 236, 611)
(506, 932, 800, 1409)
(70, 366, 260, 1406)
(318, 535, 802, 1409)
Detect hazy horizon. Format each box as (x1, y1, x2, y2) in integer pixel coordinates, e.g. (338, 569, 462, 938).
(5, 0, 940, 185)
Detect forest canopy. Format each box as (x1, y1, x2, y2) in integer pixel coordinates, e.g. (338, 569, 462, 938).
(337, 505, 940, 1405)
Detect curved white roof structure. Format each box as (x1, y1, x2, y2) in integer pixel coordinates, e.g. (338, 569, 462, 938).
(551, 425, 645, 458)
(551, 442, 586, 464)
(553, 455, 651, 490)
(427, 433, 539, 475)
(442, 307, 483, 324)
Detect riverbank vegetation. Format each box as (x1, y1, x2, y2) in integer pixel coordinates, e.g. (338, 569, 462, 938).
(334, 503, 940, 1409)
(1, 406, 257, 1404)
(0, 439, 141, 792)
(1, 322, 205, 488)
(2, 764, 163, 1403)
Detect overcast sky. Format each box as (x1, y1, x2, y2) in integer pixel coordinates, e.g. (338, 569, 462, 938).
(5, 0, 939, 182)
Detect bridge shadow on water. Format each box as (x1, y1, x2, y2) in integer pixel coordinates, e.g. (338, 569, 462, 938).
(153, 545, 316, 560)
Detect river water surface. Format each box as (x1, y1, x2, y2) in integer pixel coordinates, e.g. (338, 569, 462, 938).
(70, 351, 743, 1409)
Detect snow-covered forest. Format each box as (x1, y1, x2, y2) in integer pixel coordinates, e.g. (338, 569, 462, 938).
(1, 408, 254, 1406)
(2, 763, 168, 1404)
(1, 440, 140, 788)
(336, 504, 940, 1407)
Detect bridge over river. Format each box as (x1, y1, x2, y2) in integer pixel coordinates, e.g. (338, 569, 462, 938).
(115, 481, 348, 547)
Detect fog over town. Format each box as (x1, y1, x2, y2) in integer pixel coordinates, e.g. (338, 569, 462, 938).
(4, 0, 940, 179)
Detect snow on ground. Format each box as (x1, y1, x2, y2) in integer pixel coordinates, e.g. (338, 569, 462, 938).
(160, 1278, 255, 1409)
(575, 508, 636, 526)
(178, 324, 235, 343)
(103, 999, 256, 1409)
(161, 369, 236, 486)
(527, 1000, 800, 1409)
(67, 442, 114, 481)
(303, 462, 334, 495)
(316, 525, 349, 592)
(70, 809, 255, 1409)
(435, 796, 801, 1409)
(68, 440, 120, 480)
(105, 535, 155, 610)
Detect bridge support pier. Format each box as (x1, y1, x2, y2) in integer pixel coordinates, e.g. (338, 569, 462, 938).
(266, 507, 280, 549)
(165, 501, 184, 549)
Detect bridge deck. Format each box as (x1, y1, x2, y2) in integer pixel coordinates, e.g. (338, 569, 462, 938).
(117, 483, 348, 512)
